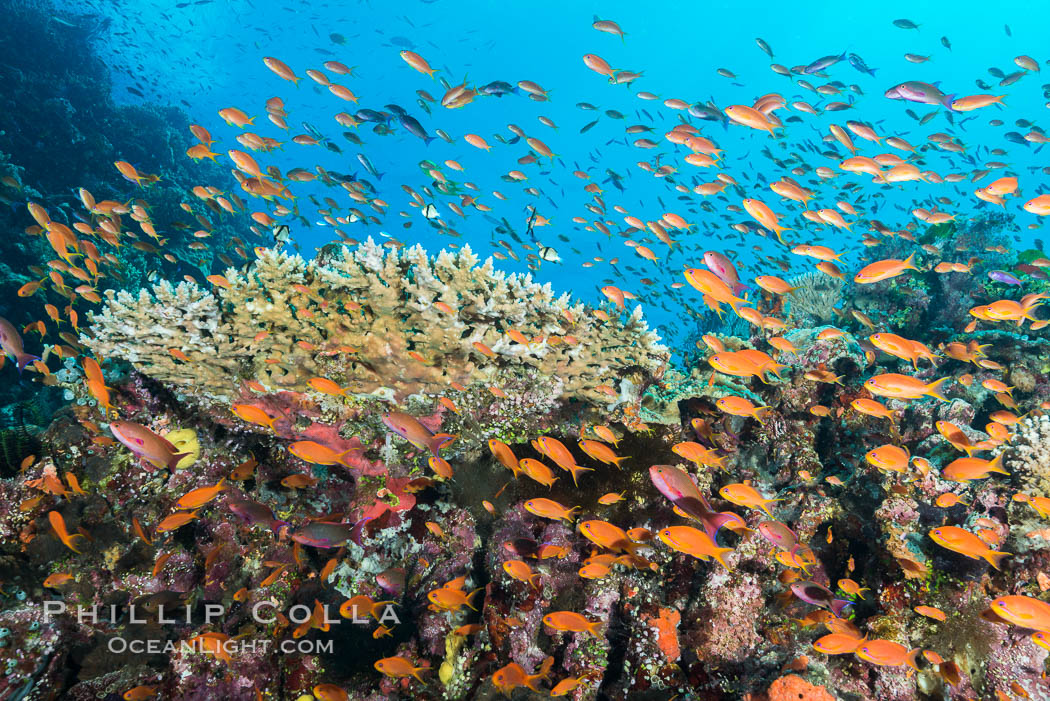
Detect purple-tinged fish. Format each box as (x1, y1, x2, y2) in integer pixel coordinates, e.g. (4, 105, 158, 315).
(791, 581, 854, 617)
(291, 521, 354, 548)
(884, 81, 955, 109)
(649, 465, 746, 542)
(377, 567, 407, 595)
(1016, 263, 1049, 280)
(848, 53, 877, 77)
(803, 51, 847, 75)
(227, 498, 288, 535)
(109, 420, 190, 470)
(0, 316, 39, 372)
(988, 270, 1022, 285)
(382, 411, 455, 457)
(704, 251, 747, 295)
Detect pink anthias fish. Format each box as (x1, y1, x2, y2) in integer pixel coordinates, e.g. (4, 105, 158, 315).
(703, 251, 747, 295)
(0, 316, 39, 372)
(791, 581, 855, 618)
(649, 464, 746, 541)
(884, 81, 955, 109)
(382, 411, 456, 457)
(227, 498, 289, 535)
(109, 420, 191, 470)
(290, 520, 355, 548)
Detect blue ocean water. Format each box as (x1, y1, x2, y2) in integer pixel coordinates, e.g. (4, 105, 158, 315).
(48, 0, 1050, 349)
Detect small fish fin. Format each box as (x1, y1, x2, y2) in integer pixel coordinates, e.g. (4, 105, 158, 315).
(16, 353, 40, 372)
(569, 464, 595, 486)
(830, 598, 855, 618)
(983, 549, 1011, 570)
(713, 546, 733, 570)
(167, 452, 191, 470)
(923, 377, 949, 401)
(464, 587, 484, 611)
(430, 432, 457, 455)
(987, 453, 1010, 475)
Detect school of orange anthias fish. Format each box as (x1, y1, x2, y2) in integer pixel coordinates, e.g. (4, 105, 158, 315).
(4, 9, 1050, 701)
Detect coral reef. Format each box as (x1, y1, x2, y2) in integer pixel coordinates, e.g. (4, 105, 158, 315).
(786, 272, 844, 324)
(85, 240, 669, 407)
(1000, 414, 1050, 498)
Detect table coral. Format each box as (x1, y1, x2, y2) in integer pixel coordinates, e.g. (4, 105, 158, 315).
(85, 240, 669, 408)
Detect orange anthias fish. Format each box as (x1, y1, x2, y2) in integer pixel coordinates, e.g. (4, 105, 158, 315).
(288, 441, 358, 467)
(577, 439, 629, 467)
(491, 657, 553, 696)
(524, 498, 578, 522)
(864, 373, 949, 401)
(941, 454, 1009, 482)
(989, 595, 1050, 630)
(488, 439, 522, 477)
(373, 656, 428, 683)
(174, 479, 226, 509)
(156, 509, 201, 533)
(659, 525, 733, 568)
(307, 377, 348, 396)
(537, 436, 593, 486)
(813, 633, 865, 655)
(543, 611, 603, 637)
(48, 511, 85, 553)
(929, 526, 1011, 569)
(231, 404, 280, 430)
(427, 583, 482, 612)
(579, 520, 636, 554)
(855, 639, 920, 670)
(718, 483, 781, 516)
(382, 411, 455, 457)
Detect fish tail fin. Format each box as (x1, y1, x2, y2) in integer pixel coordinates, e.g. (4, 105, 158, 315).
(983, 549, 1011, 570)
(903, 252, 918, 271)
(943, 93, 958, 110)
(464, 587, 484, 611)
(830, 598, 854, 618)
(924, 376, 949, 401)
(334, 449, 359, 468)
(587, 619, 604, 637)
(430, 433, 457, 456)
(167, 452, 191, 470)
(411, 667, 427, 683)
(524, 656, 554, 690)
(987, 452, 1010, 475)
(15, 353, 39, 372)
(906, 648, 921, 672)
(569, 465, 594, 486)
(714, 546, 733, 570)
(612, 455, 631, 468)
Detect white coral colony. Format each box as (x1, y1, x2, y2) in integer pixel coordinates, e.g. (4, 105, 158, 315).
(84, 240, 669, 405)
